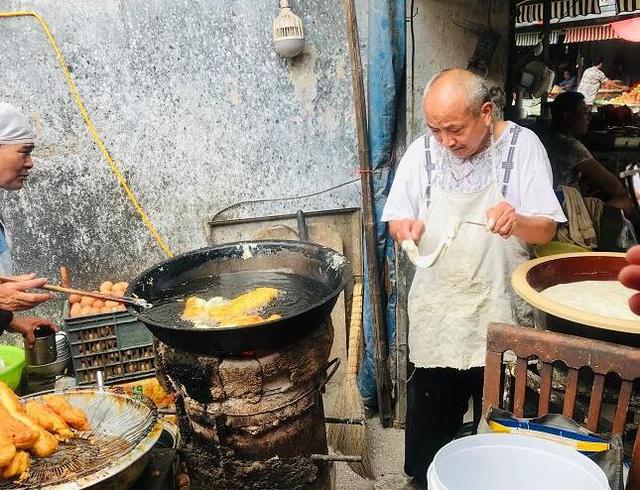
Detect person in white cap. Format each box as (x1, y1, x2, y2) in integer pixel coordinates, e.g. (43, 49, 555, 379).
(0, 102, 56, 346)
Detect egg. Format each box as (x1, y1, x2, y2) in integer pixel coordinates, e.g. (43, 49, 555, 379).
(115, 282, 128, 291)
(105, 300, 119, 307)
(101, 306, 112, 314)
(93, 300, 105, 309)
(80, 296, 94, 307)
(100, 281, 113, 294)
(69, 303, 82, 317)
(80, 305, 93, 316)
(69, 294, 82, 305)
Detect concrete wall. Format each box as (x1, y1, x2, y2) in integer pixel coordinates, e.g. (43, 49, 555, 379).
(0, 0, 367, 322)
(407, 0, 510, 140)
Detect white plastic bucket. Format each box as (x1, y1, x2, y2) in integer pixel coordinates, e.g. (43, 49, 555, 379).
(427, 433, 610, 490)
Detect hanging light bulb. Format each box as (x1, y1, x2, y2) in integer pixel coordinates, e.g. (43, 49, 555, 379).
(272, 0, 305, 58)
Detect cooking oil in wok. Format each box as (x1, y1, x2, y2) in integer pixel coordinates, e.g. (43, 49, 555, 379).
(141, 271, 332, 329)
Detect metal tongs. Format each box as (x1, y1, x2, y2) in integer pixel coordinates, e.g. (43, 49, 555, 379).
(0, 275, 152, 309)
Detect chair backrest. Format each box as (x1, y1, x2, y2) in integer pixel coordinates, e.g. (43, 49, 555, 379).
(483, 323, 640, 490)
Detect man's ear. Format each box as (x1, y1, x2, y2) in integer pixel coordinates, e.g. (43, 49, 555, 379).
(481, 101, 493, 125)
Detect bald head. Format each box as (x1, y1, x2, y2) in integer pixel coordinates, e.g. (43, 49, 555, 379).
(422, 69, 494, 158)
(423, 69, 491, 116)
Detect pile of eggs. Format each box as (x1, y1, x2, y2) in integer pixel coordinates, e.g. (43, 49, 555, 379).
(68, 281, 129, 317)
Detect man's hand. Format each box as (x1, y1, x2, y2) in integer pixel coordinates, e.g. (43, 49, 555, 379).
(619, 245, 640, 316)
(486, 202, 557, 244)
(7, 316, 58, 347)
(486, 201, 517, 238)
(389, 219, 425, 244)
(0, 274, 53, 312)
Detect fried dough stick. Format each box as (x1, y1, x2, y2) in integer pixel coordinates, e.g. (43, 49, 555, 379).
(1, 450, 30, 480)
(9, 412, 58, 458)
(0, 430, 15, 467)
(25, 401, 74, 440)
(42, 395, 90, 432)
(0, 404, 37, 450)
(0, 382, 24, 414)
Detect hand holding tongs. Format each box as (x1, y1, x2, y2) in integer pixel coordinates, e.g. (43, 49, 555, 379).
(0, 275, 152, 309)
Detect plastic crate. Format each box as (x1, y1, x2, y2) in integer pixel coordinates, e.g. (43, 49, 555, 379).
(62, 303, 155, 385)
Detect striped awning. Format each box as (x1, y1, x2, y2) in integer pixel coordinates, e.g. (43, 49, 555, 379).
(564, 23, 621, 42)
(515, 30, 562, 45)
(616, 0, 640, 12)
(517, 0, 601, 23)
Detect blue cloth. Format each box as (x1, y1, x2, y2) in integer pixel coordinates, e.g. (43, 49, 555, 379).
(357, 0, 406, 408)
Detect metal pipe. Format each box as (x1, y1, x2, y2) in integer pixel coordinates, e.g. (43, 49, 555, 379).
(311, 454, 363, 462)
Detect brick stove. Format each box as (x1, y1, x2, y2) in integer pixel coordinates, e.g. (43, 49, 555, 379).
(155, 320, 335, 489)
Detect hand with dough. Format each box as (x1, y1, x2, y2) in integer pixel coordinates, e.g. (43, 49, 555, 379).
(388, 218, 425, 244)
(485, 201, 517, 238)
(485, 201, 556, 244)
(619, 246, 640, 315)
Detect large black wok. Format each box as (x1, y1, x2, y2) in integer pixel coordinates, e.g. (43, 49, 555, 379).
(126, 240, 351, 355)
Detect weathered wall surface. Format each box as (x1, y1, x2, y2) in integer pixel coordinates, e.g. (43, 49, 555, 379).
(0, 0, 366, 321)
(407, 0, 509, 139)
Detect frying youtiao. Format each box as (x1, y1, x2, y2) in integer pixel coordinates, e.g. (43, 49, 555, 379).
(24, 401, 74, 440)
(42, 395, 90, 432)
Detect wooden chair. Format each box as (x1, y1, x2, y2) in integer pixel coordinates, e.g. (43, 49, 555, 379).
(483, 323, 640, 490)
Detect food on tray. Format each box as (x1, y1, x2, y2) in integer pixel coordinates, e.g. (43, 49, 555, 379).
(0, 382, 91, 480)
(42, 395, 91, 431)
(0, 404, 38, 450)
(182, 287, 282, 327)
(25, 401, 74, 440)
(0, 382, 24, 415)
(541, 280, 637, 321)
(10, 412, 58, 458)
(609, 85, 640, 105)
(1, 450, 30, 480)
(116, 377, 175, 409)
(0, 431, 15, 468)
(68, 280, 129, 317)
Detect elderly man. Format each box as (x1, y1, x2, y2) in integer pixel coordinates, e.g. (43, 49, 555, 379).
(382, 69, 566, 487)
(0, 103, 55, 346)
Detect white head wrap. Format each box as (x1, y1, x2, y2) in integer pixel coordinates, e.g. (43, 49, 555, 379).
(0, 103, 35, 145)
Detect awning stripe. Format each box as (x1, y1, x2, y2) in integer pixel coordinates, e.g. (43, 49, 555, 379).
(517, 0, 602, 22)
(616, 0, 640, 12)
(515, 30, 563, 46)
(564, 23, 621, 42)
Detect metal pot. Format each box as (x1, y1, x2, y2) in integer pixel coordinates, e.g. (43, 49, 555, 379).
(24, 326, 57, 366)
(126, 240, 351, 355)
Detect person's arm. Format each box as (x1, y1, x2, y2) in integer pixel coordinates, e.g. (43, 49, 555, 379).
(486, 202, 557, 244)
(576, 158, 632, 211)
(0, 274, 53, 311)
(382, 138, 425, 244)
(619, 245, 640, 315)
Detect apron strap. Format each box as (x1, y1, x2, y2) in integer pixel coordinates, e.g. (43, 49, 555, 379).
(423, 135, 435, 208)
(500, 124, 522, 197)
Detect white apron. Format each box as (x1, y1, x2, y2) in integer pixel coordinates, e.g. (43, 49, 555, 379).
(407, 134, 532, 369)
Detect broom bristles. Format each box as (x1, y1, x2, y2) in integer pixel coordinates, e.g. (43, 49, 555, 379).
(327, 374, 373, 479)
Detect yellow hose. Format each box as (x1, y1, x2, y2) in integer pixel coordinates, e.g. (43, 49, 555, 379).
(0, 11, 174, 257)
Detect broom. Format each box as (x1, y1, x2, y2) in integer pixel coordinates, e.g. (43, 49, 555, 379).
(327, 282, 373, 479)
